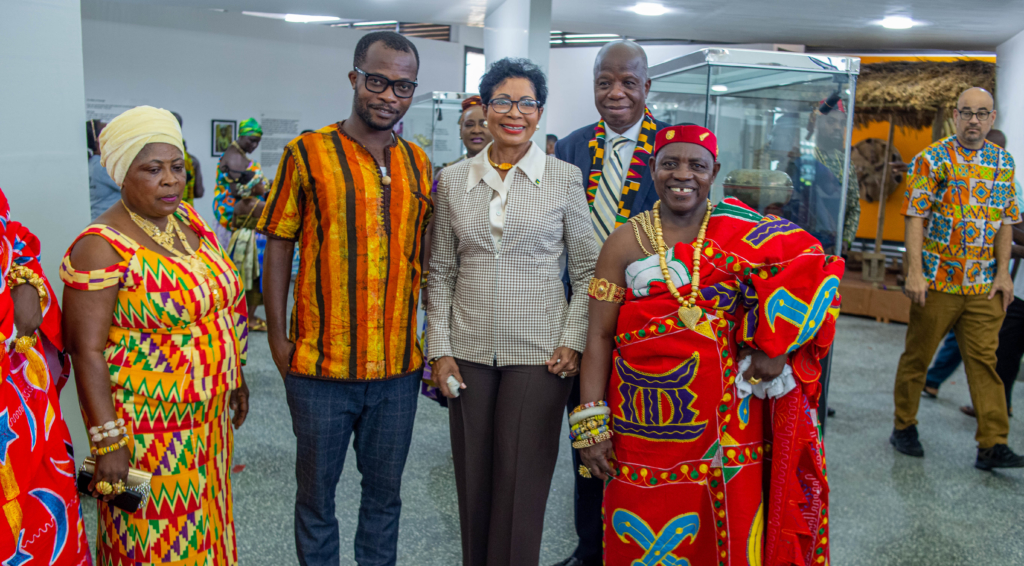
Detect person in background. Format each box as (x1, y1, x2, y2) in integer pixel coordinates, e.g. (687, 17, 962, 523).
(920, 129, 1022, 419)
(258, 31, 431, 566)
(551, 39, 670, 566)
(428, 57, 599, 566)
(213, 117, 268, 331)
(62, 105, 249, 565)
(546, 133, 558, 155)
(891, 88, 1024, 470)
(812, 99, 860, 253)
(88, 118, 122, 221)
(172, 111, 205, 205)
(0, 186, 91, 566)
(576, 125, 840, 565)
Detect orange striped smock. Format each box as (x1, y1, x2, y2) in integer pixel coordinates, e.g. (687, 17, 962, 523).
(257, 122, 432, 381)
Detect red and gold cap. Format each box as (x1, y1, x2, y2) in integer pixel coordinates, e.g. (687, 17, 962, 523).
(461, 95, 484, 111)
(653, 125, 718, 160)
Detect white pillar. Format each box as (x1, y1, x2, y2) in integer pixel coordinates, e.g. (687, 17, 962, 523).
(0, 0, 91, 461)
(996, 28, 1024, 161)
(484, 0, 552, 144)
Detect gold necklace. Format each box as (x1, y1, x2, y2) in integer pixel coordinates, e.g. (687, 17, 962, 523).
(231, 141, 247, 156)
(122, 201, 209, 278)
(652, 199, 713, 330)
(487, 147, 514, 171)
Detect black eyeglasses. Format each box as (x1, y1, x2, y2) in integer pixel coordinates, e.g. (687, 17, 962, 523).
(488, 98, 541, 115)
(957, 108, 992, 121)
(354, 67, 418, 99)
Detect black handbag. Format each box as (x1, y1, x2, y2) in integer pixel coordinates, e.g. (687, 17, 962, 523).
(76, 458, 152, 513)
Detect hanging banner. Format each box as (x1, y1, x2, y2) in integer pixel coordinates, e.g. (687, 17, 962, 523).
(260, 112, 301, 178)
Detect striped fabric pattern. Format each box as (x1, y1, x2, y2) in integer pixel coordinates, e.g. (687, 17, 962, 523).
(257, 122, 433, 381)
(59, 203, 247, 565)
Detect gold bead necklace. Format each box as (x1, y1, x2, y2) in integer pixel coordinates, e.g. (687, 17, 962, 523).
(652, 199, 713, 330)
(122, 201, 209, 278)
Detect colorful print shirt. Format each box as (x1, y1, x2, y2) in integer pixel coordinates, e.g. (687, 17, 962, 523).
(213, 161, 265, 229)
(257, 123, 433, 381)
(902, 136, 1019, 295)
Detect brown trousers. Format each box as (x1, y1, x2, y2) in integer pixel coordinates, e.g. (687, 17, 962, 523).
(449, 359, 574, 566)
(893, 290, 1010, 448)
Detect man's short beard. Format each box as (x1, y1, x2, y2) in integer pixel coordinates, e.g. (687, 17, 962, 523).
(355, 101, 402, 132)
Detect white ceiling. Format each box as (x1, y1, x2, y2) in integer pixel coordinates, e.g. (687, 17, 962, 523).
(99, 0, 1024, 50)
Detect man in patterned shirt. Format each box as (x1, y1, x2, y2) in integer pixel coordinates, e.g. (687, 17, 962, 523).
(891, 87, 1024, 470)
(258, 32, 433, 565)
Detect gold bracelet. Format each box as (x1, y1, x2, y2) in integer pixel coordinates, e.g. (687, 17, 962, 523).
(572, 430, 613, 449)
(92, 436, 129, 457)
(588, 278, 625, 304)
(14, 335, 37, 354)
(7, 265, 47, 310)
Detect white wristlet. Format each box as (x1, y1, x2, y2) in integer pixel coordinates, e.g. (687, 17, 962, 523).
(735, 357, 797, 400)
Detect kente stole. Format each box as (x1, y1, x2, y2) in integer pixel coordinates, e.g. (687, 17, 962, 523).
(586, 108, 657, 227)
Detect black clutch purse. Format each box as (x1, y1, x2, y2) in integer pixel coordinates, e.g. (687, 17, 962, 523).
(76, 458, 152, 513)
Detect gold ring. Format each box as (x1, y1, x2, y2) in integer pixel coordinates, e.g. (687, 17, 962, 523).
(578, 465, 592, 479)
(95, 481, 113, 496)
(112, 480, 127, 495)
(748, 377, 762, 385)
(560, 371, 568, 378)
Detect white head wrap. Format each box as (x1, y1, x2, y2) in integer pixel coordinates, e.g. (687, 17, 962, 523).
(98, 106, 184, 187)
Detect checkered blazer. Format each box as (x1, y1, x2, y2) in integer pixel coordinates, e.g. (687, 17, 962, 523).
(427, 155, 599, 366)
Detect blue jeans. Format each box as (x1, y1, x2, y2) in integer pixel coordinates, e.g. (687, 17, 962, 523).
(285, 371, 421, 566)
(925, 331, 962, 389)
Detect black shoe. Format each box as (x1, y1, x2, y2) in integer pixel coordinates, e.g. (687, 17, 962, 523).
(550, 556, 599, 566)
(827, 407, 836, 417)
(890, 425, 924, 457)
(975, 444, 1024, 471)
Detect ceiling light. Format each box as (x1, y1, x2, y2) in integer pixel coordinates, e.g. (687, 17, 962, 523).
(565, 38, 618, 43)
(565, 33, 620, 38)
(353, 20, 398, 27)
(629, 2, 669, 16)
(284, 14, 341, 23)
(878, 16, 917, 29)
(711, 85, 728, 92)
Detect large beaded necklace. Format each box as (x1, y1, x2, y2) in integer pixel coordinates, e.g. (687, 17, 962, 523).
(652, 199, 714, 330)
(122, 201, 209, 278)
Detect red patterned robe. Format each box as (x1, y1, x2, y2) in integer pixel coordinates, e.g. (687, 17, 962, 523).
(0, 188, 92, 564)
(603, 198, 843, 566)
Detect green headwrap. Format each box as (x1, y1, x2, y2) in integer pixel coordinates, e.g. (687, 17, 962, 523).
(239, 117, 262, 137)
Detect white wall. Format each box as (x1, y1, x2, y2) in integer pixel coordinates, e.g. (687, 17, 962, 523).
(0, 0, 92, 461)
(545, 43, 779, 138)
(997, 28, 1024, 161)
(82, 0, 472, 229)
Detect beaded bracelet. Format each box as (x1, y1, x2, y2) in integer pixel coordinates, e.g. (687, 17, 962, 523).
(570, 400, 607, 416)
(90, 426, 128, 443)
(571, 430, 613, 450)
(572, 416, 607, 431)
(88, 419, 126, 436)
(91, 436, 128, 457)
(569, 406, 611, 426)
(570, 425, 611, 442)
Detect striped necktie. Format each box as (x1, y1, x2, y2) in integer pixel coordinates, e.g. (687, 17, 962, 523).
(592, 136, 630, 243)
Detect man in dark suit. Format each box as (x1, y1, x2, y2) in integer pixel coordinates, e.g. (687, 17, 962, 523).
(551, 40, 670, 566)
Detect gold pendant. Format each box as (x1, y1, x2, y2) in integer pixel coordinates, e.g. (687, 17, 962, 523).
(678, 305, 703, 330)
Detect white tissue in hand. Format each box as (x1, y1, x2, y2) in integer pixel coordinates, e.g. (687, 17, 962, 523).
(447, 375, 461, 398)
(735, 357, 797, 400)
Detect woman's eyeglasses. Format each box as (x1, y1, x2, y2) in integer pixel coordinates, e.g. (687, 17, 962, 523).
(354, 67, 418, 99)
(488, 98, 541, 115)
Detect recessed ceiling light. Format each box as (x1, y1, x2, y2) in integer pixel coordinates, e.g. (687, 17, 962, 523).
(629, 2, 669, 16)
(711, 85, 728, 92)
(353, 20, 399, 27)
(878, 15, 917, 29)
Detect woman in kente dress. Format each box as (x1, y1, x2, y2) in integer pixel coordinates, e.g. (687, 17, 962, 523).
(212, 117, 267, 331)
(0, 186, 91, 565)
(575, 125, 843, 566)
(62, 106, 250, 565)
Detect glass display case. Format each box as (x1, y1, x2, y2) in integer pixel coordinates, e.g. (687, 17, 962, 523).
(647, 48, 860, 254)
(398, 91, 476, 170)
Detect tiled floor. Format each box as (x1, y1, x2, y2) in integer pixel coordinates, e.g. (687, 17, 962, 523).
(82, 315, 1024, 565)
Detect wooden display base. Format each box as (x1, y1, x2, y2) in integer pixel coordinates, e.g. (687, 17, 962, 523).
(861, 252, 887, 283)
(839, 270, 911, 324)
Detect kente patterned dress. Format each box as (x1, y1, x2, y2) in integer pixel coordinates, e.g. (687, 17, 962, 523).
(213, 162, 267, 298)
(60, 203, 247, 566)
(0, 188, 91, 565)
(603, 198, 843, 566)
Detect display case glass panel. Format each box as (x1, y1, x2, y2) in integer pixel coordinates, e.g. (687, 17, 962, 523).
(399, 91, 476, 170)
(647, 49, 860, 253)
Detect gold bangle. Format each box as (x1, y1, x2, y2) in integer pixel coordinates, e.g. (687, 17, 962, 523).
(92, 436, 129, 457)
(14, 335, 37, 354)
(587, 277, 625, 304)
(7, 265, 47, 310)
(572, 430, 613, 449)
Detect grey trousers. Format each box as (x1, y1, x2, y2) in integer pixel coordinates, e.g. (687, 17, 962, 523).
(449, 359, 574, 566)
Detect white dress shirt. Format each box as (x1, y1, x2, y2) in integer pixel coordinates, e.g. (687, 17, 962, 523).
(467, 142, 547, 252)
(606, 117, 644, 168)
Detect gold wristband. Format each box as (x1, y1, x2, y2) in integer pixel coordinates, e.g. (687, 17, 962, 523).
(7, 265, 47, 310)
(588, 278, 626, 304)
(572, 430, 613, 449)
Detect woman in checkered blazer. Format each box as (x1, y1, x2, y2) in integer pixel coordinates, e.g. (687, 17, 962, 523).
(427, 58, 600, 566)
